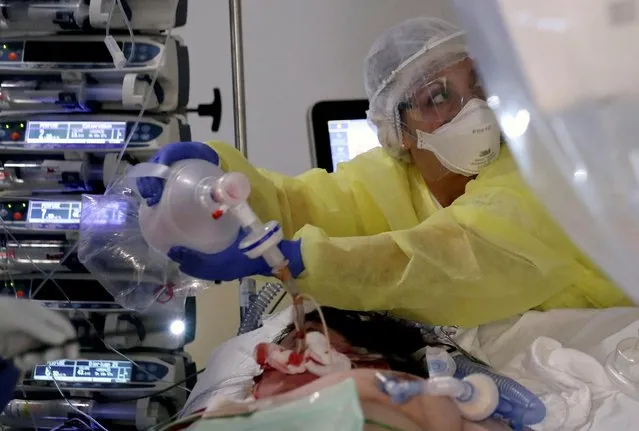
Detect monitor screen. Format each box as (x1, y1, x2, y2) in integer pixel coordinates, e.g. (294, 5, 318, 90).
(26, 121, 127, 145)
(33, 359, 132, 383)
(327, 119, 380, 171)
(27, 200, 82, 224)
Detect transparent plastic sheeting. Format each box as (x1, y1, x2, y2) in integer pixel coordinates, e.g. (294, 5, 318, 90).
(77, 174, 210, 313)
(452, 0, 639, 302)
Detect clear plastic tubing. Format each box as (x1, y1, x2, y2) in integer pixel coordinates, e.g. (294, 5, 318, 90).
(424, 376, 473, 400)
(454, 355, 546, 426)
(377, 374, 472, 403)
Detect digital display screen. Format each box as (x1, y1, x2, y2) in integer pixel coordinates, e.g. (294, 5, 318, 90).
(33, 359, 132, 383)
(27, 201, 81, 224)
(82, 201, 127, 226)
(24, 41, 118, 63)
(26, 121, 126, 145)
(328, 119, 380, 171)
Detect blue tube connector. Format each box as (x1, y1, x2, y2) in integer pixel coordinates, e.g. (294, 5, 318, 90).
(453, 355, 546, 430)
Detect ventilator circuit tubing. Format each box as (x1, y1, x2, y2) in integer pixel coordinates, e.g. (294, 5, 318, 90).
(376, 372, 499, 422)
(454, 355, 546, 428)
(237, 282, 282, 335)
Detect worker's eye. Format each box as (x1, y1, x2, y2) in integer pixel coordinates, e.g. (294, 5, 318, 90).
(469, 68, 478, 86)
(428, 88, 449, 106)
(414, 82, 448, 110)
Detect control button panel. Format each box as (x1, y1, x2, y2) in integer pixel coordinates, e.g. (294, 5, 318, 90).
(127, 122, 162, 143)
(0, 200, 28, 223)
(0, 42, 24, 62)
(130, 361, 169, 382)
(122, 43, 161, 63)
(0, 122, 26, 142)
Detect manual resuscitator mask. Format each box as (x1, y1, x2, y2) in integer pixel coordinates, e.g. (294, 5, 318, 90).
(417, 98, 501, 176)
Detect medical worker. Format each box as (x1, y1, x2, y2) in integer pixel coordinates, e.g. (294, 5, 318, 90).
(138, 17, 631, 327)
(0, 298, 78, 411)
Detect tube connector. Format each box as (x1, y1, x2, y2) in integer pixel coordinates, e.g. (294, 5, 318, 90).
(375, 372, 499, 422)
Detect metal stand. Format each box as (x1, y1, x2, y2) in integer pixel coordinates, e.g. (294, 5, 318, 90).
(229, 0, 248, 158)
(229, 0, 253, 325)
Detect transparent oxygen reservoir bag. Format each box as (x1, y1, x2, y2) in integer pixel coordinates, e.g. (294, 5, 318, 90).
(452, 0, 639, 302)
(133, 159, 242, 254)
(78, 159, 242, 312)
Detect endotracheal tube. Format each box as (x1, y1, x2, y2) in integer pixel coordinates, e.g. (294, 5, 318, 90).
(208, 172, 307, 349)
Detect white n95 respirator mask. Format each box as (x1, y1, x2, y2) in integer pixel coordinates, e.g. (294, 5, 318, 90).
(417, 98, 501, 176)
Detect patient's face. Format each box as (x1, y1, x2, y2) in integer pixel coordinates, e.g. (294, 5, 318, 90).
(254, 321, 390, 398)
(249, 321, 517, 431)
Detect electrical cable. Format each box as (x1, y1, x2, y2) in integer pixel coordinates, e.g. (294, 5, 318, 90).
(7, 325, 184, 361)
(105, 0, 136, 65)
(93, 368, 206, 403)
(47, 365, 109, 431)
(0, 10, 185, 431)
(16, 368, 206, 404)
(0, 6, 193, 431)
(0, 222, 190, 393)
(27, 17, 172, 301)
(50, 417, 93, 431)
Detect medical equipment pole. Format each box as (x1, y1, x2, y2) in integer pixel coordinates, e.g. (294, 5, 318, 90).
(229, 0, 254, 329)
(229, 0, 248, 158)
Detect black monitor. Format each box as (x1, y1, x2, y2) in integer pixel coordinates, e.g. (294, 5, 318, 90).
(309, 100, 382, 172)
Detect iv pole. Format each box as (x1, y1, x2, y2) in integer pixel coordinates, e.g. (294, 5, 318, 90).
(229, 0, 257, 325)
(229, 0, 248, 158)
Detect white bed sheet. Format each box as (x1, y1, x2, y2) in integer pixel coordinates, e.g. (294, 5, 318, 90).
(457, 307, 639, 431)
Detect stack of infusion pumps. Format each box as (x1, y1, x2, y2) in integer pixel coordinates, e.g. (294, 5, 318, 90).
(0, 1, 197, 429)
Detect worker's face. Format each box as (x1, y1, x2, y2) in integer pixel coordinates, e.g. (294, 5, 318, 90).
(400, 58, 487, 204)
(243, 321, 516, 431)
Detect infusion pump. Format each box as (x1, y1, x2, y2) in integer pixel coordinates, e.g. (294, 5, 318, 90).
(1, 352, 197, 430)
(0, 113, 190, 196)
(0, 0, 188, 32)
(0, 113, 190, 154)
(0, 34, 189, 112)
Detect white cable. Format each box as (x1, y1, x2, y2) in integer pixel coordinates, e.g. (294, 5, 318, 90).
(104, 0, 136, 68)
(30, 27, 171, 296)
(0, 7, 183, 431)
(110, 28, 171, 183)
(46, 364, 109, 431)
(50, 417, 93, 431)
(0, 161, 191, 430)
(115, 0, 136, 63)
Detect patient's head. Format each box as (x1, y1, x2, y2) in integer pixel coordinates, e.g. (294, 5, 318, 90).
(253, 307, 429, 398)
(208, 307, 517, 430)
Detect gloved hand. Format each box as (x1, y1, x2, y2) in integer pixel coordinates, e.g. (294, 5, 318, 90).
(0, 298, 79, 372)
(168, 231, 305, 282)
(0, 357, 19, 412)
(137, 141, 220, 207)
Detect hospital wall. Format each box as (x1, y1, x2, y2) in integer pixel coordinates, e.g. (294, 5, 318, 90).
(178, 0, 455, 367)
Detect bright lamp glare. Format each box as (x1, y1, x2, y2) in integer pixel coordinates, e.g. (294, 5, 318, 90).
(169, 319, 186, 335)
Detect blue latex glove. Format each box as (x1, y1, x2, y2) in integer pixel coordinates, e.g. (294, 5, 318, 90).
(0, 357, 19, 413)
(137, 141, 220, 207)
(168, 232, 305, 282)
